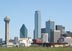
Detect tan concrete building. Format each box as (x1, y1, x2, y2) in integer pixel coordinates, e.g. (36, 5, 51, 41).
(54, 30, 61, 43)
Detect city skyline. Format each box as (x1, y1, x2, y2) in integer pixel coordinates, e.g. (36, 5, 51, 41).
(0, 0, 72, 40)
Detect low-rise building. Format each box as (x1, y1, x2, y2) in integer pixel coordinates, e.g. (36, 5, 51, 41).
(19, 38, 32, 47)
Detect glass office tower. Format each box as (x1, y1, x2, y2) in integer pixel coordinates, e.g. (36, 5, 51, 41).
(20, 24, 28, 38)
(46, 20, 54, 43)
(34, 11, 41, 39)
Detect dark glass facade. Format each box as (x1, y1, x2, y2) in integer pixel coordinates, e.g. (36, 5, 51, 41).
(41, 28, 46, 33)
(20, 24, 28, 38)
(46, 20, 54, 43)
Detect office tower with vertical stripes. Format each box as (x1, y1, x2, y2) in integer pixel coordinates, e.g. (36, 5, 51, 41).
(34, 11, 41, 39)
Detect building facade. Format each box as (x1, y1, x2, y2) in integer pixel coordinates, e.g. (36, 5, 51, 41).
(41, 28, 46, 33)
(34, 11, 41, 39)
(0, 38, 2, 44)
(56, 25, 65, 34)
(14, 37, 19, 44)
(20, 24, 28, 38)
(41, 33, 48, 43)
(46, 20, 54, 43)
(41, 28, 48, 43)
(54, 30, 61, 43)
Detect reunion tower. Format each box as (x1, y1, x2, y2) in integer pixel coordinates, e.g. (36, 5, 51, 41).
(4, 16, 10, 45)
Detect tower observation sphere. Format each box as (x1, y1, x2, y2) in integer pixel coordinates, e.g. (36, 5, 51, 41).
(4, 16, 10, 22)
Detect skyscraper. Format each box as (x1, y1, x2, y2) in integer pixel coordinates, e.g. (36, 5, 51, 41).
(4, 16, 10, 45)
(46, 20, 54, 43)
(20, 24, 28, 38)
(34, 11, 41, 39)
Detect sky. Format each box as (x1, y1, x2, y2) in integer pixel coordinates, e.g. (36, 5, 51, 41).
(0, 0, 72, 40)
